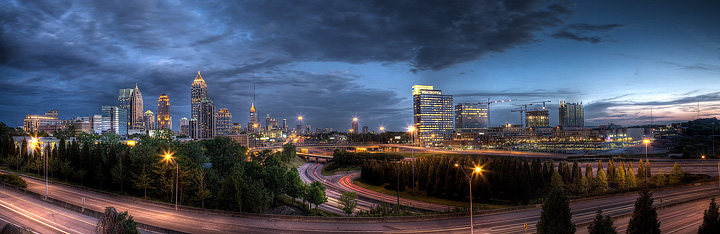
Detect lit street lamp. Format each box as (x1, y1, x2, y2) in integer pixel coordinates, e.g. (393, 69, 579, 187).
(408, 126, 416, 195)
(455, 163, 483, 234)
(643, 139, 650, 183)
(162, 151, 179, 210)
(431, 134, 435, 158)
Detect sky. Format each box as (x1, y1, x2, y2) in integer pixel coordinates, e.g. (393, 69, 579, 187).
(1, 0, 720, 132)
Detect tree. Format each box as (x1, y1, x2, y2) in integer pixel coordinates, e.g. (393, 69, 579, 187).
(339, 192, 358, 216)
(537, 189, 576, 234)
(594, 165, 608, 193)
(588, 208, 616, 234)
(193, 168, 211, 208)
(668, 163, 683, 185)
(131, 168, 153, 199)
(626, 188, 661, 234)
(625, 162, 637, 189)
(96, 206, 140, 234)
(110, 160, 126, 193)
(698, 198, 720, 234)
(550, 171, 565, 192)
(286, 169, 305, 204)
(306, 181, 328, 212)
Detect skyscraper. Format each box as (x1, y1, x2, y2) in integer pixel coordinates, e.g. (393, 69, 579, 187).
(101, 106, 127, 135)
(248, 103, 258, 132)
(118, 88, 133, 129)
(559, 100, 584, 127)
(157, 94, 171, 130)
(526, 110, 550, 127)
(143, 110, 156, 131)
(179, 117, 189, 136)
(130, 84, 144, 130)
(362, 126, 368, 133)
(199, 97, 216, 139)
(352, 122, 359, 134)
(189, 118, 198, 139)
(216, 109, 232, 136)
(191, 71, 208, 121)
(412, 85, 454, 146)
(455, 103, 488, 132)
(282, 119, 287, 132)
(231, 123, 243, 134)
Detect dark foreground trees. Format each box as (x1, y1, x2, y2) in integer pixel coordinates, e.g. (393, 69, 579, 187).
(96, 206, 139, 234)
(698, 198, 720, 234)
(536, 189, 575, 234)
(626, 188, 660, 234)
(588, 208, 616, 234)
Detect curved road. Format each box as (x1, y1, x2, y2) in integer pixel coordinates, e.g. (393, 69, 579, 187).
(2, 169, 720, 233)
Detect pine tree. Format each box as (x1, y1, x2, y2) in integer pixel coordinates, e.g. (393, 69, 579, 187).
(594, 165, 608, 193)
(585, 163, 594, 181)
(625, 162, 638, 189)
(606, 159, 615, 186)
(668, 163, 683, 185)
(637, 159, 645, 180)
(550, 171, 564, 192)
(616, 164, 626, 189)
(698, 198, 720, 234)
(588, 208, 617, 234)
(626, 188, 661, 234)
(537, 189, 576, 234)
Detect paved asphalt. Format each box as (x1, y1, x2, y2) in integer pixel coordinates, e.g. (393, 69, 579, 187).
(1, 168, 717, 233)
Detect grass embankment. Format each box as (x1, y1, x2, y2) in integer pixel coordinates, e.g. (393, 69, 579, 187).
(353, 179, 509, 210)
(284, 155, 307, 169)
(320, 162, 361, 176)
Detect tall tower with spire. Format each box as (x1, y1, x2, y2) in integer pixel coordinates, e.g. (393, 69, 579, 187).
(130, 83, 144, 130)
(157, 94, 171, 129)
(248, 76, 258, 132)
(191, 71, 208, 121)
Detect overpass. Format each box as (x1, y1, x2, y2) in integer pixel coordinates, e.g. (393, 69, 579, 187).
(297, 153, 334, 163)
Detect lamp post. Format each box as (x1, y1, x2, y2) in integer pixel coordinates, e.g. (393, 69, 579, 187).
(163, 151, 179, 210)
(643, 139, 650, 183)
(455, 163, 482, 234)
(431, 134, 435, 158)
(408, 126, 416, 195)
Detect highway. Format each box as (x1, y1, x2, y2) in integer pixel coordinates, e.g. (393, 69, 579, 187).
(0, 186, 97, 234)
(300, 163, 454, 212)
(2, 168, 719, 233)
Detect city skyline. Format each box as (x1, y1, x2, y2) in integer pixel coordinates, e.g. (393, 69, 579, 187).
(2, 1, 720, 131)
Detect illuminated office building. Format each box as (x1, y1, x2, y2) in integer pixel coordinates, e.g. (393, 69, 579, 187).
(454, 103, 488, 132)
(179, 117, 189, 136)
(130, 84, 144, 130)
(526, 110, 550, 127)
(216, 109, 232, 136)
(143, 110, 156, 131)
(191, 71, 208, 121)
(412, 85, 454, 146)
(157, 94, 171, 129)
(101, 106, 127, 135)
(199, 98, 216, 139)
(559, 100, 584, 127)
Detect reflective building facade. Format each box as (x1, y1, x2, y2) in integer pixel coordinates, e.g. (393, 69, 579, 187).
(412, 85, 454, 146)
(454, 103, 488, 132)
(559, 100, 584, 127)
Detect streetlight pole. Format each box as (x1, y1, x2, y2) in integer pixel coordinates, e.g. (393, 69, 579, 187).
(409, 126, 416, 195)
(643, 139, 650, 184)
(164, 152, 178, 210)
(455, 163, 482, 234)
(175, 162, 179, 210)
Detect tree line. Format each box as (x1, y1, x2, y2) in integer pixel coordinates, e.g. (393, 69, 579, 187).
(360, 154, 689, 204)
(0, 126, 326, 214)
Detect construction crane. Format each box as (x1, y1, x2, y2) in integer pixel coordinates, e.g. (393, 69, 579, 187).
(511, 104, 532, 127)
(479, 98, 513, 128)
(530, 100, 551, 110)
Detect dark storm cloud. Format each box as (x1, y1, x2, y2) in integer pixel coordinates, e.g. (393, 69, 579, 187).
(217, 0, 573, 71)
(0, 0, 576, 130)
(551, 23, 625, 44)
